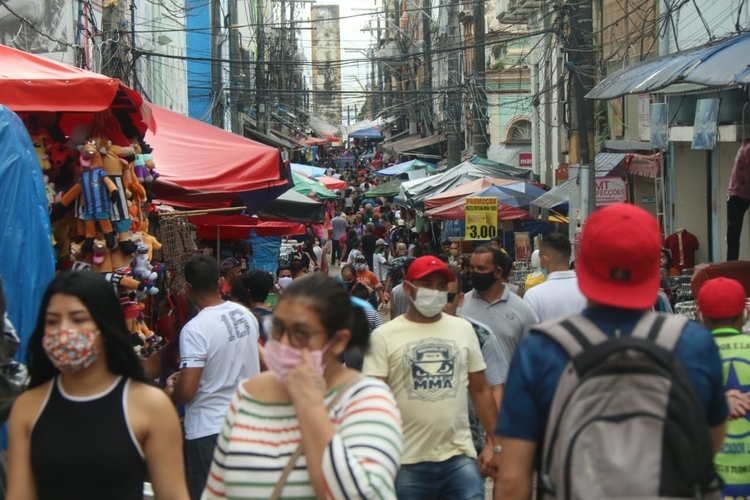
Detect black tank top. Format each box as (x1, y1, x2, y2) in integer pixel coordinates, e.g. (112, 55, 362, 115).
(30, 376, 147, 500)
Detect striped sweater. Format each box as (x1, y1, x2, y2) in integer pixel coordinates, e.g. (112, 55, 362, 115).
(201, 377, 403, 500)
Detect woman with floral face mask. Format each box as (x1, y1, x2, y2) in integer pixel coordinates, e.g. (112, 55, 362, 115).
(7, 272, 189, 500)
(202, 273, 403, 500)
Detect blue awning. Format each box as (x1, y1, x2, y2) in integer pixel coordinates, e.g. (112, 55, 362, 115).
(349, 127, 385, 140)
(587, 32, 750, 99)
(376, 159, 435, 177)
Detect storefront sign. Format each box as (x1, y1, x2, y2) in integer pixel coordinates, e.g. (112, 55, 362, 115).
(555, 163, 569, 185)
(519, 153, 533, 168)
(638, 94, 651, 141)
(465, 197, 498, 240)
(642, 196, 657, 204)
(596, 177, 628, 206)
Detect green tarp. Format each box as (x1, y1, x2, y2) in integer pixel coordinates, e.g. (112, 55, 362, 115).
(291, 171, 337, 200)
(366, 179, 403, 197)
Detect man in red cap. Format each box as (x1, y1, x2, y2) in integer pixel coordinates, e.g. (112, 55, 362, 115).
(363, 255, 501, 499)
(697, 277, 750, 498)
(494, 203, 728, 500)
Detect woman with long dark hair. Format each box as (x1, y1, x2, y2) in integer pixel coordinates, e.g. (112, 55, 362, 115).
(7, 272, 188, 500)
(202, 273, 402, 499)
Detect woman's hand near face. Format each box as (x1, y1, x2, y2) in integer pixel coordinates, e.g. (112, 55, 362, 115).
(282, 350, 326, 409)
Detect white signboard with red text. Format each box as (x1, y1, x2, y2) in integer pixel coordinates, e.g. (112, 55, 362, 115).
(596, 177, 628, 207)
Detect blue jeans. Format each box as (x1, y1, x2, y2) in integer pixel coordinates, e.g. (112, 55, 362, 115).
(184, 433, 218, 500)
(395, 454, 484, 500)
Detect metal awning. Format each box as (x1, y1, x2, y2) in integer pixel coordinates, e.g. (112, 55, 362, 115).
(245, 127, 293, 150)
(533, 180, 570, 210)
(271, 130, 307, 148)
(384, 133, 446, 154)
(531, 152, 626, 211)
(587, 32, 750, 100)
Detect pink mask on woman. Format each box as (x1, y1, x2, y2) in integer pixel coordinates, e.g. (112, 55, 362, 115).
(261, 339, 332, 380)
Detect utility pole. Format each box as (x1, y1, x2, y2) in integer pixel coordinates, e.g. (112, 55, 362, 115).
(211, 0, 225, 128)
(129, 1, 138, 89)
(279, 0, 287, 109)
(446, 0, 462, 168)
(422, 0, 433, 131)
(101, 0, 129, 82)
(256, 0, 267, 134)
(229, 0, 240, 133)
(568, 0, 596, 217)
(472, 0, 487, 157)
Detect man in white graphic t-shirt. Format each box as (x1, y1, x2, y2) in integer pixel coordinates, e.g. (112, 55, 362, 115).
(172, 255, 261, 500)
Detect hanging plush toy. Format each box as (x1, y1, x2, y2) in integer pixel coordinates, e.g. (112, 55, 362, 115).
(99, 137, 138, 255)
(137, 219, 162, 261)
(30, 133, 51, 171)
(131, 244, 158, 282)
(57, 138, 120, 253)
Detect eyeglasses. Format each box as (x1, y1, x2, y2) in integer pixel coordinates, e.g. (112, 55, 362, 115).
(266, 318, 329, 348)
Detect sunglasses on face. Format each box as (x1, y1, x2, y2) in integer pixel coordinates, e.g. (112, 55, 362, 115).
(447, 292, 457, 302)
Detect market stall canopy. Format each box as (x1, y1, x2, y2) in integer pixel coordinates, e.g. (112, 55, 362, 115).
(400, 159, 534, 211)
(291, 172, 337, 200)
(349, 127, 385, 141)
(259, 189, 326, 223)
(376, 159, 436, 177)
(366, 178, 403, 197)
(587, 32, 750, 99)
(189, 214, 306, 240)
(424, 178, 519, 209)
(383, 133, 446, 155)
(0, 44, 154, 132)
(317, 175, 348, 190)
(290, 163, 326, 178)
(468, 156, 534, 180)
(425, 197, 531, 221)
(148, 104, 287, 205)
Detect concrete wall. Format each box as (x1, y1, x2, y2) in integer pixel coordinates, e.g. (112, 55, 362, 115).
(310, 5, 342, 124)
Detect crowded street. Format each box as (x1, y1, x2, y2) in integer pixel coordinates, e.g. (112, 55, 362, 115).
(3, 0, 750, 497)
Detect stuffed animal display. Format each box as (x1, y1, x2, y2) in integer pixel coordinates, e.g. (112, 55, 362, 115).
(29, 116, 164, 356)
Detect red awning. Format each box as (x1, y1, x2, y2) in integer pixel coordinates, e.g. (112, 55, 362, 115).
(189, 214, 306, 240)
(147, 105, 287, 204)
(304, 136, 329, 146)
(0, 44, 155, 132)
(317, 175, 348, 190)
(624, 153, 660, 178)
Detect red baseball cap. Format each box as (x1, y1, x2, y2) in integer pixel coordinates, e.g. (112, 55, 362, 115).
(407, 256, 456, 282)
(697, 277, 747, 319)
(576, 203, 662, 309)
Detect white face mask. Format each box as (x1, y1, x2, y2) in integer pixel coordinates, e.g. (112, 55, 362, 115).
(408, 284, 448, 318)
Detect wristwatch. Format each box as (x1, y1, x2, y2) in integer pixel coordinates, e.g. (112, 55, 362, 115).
(493, 445, 502, 454)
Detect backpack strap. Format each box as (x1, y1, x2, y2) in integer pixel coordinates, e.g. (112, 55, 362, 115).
(535, 314, 609, 358)
(630, 311, 688, 352)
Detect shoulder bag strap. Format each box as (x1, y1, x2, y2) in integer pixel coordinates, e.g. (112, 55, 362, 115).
(270, 374, 364, 500)
(535, 314, 609, 358)
(630, 311, 688, 352)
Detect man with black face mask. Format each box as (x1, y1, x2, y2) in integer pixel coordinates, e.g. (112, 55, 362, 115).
(460, 245, 536, 380)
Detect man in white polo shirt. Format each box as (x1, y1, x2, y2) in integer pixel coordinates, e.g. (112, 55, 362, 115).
(522, 233, 586, 322)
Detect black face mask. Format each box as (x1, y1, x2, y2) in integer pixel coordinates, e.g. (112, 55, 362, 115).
(471, 270, 498, 292)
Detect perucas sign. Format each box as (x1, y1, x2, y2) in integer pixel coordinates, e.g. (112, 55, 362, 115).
(465, 196, 498, 240)
(596, 177, 628, 206)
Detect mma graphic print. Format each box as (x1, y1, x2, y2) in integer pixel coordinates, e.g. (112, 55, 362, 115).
(404, 338, 460, 402)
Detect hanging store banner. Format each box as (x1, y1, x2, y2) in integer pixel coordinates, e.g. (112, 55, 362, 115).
(596, 176, 628, 206)
(650, 103, 669, 150)
(692, 98, 720, 150)
(465, 197, 498, 240)
(515, 232, 531, 261)
(638, 94, 651, 141)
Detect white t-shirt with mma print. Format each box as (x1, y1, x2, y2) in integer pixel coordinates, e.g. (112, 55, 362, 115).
(180, 301, 261, 440)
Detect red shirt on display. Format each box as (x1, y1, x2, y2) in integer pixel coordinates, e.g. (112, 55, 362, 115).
(665, 230, 699, 271)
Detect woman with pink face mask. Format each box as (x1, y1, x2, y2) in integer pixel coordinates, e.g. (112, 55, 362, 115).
(7, 271, 189, 500)
(202, 273, 403, 500)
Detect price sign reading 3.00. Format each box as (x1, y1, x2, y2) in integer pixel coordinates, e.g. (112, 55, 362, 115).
(465, 196, 498, 240)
